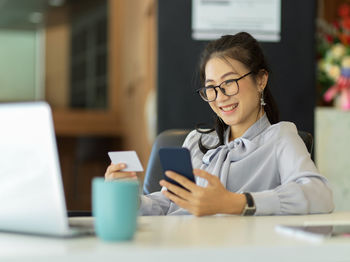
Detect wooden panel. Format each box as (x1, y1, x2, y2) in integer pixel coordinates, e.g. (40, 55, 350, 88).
(52, 109, 122, 136)
(108, 0, 124, 114)
(108, 0, 156, 172)
(318, 0, 348, 21)
(45, 6, 70, 108)
(44, 0, 156, 210)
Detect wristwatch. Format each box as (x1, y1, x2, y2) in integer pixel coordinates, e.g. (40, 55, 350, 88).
(241, 192, 256, 216)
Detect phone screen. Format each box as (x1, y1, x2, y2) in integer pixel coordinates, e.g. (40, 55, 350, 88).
(159, 147, 195, 189)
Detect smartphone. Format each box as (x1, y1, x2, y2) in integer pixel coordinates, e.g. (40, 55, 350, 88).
(159, 147, 195, 189)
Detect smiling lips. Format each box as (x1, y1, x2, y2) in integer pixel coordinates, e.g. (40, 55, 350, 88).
(219, 103, 239, 113)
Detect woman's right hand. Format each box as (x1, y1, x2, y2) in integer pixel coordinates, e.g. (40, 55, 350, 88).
(104, 163, 138, 181)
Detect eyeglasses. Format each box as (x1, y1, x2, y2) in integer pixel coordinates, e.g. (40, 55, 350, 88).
(196, 71, 252, 102)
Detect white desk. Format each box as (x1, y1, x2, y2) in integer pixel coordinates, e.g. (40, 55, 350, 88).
(1, 212, 350, 262)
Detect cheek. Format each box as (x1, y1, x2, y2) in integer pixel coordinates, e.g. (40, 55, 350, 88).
(238, 86, 260, 106)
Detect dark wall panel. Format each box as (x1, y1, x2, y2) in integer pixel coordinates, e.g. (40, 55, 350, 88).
(157, 0, 316, 135)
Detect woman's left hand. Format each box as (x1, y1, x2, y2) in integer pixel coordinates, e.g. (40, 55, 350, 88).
(159, 169, 246, 216)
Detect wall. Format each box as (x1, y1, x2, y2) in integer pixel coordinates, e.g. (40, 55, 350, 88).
(316, 108, 350, 211)
(0, 29, 42, 101)
(157, 0, 316, 135)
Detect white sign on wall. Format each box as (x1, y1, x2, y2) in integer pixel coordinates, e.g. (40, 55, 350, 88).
(192, 0, 281, 42)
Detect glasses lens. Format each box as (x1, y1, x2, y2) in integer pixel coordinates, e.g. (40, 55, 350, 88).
(200, 88, 216, 101)
(221, 80, 238, 96)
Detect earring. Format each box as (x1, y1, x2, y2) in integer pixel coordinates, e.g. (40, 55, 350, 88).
(260, 91, 266, 106)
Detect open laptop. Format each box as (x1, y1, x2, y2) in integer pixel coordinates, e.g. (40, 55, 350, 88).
(0, 102, 94, 237)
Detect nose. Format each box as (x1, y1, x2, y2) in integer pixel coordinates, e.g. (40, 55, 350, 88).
(215, 87, 229, 102)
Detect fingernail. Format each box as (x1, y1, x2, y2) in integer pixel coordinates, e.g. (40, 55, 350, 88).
(165, 171, 172, 177)
(120, 164, 126, 168)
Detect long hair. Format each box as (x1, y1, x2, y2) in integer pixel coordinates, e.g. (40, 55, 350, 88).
(196, 32, 279, 154)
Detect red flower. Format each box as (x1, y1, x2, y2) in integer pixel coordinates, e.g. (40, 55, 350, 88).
(326, 34, 334, 43)
(333, 21, 341, 30)
(342, 17, 350, 30)
(338, 3, 350, 18)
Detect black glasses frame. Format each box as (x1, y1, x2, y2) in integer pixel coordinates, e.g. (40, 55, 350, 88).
(196, 71, 252, 102)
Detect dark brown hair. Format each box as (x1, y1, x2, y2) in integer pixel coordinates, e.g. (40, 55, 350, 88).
(196, 32, 279, 154)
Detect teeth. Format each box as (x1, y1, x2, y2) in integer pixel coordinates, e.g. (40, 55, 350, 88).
(221, 104, 238, 112)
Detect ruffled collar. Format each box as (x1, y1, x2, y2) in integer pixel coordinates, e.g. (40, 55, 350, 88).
(203, 114, 271, 165)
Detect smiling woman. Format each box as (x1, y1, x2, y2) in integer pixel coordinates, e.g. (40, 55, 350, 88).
(105, 32, 334, 217)
(196, 33, 279, 152)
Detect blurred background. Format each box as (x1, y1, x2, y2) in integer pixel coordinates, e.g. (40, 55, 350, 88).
(0, 0, 348, 211)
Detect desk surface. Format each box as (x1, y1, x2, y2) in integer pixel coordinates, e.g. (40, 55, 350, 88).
(1, 212, 350, 262)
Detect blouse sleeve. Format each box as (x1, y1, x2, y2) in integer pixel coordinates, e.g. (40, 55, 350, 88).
(251, 123, 334, 215)
(139, 191, 171, 215)
(139, 130, 199, 216)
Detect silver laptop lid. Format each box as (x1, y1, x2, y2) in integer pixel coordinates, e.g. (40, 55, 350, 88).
(0, 102, 70, 235)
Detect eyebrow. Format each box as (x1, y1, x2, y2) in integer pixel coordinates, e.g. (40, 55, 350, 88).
(205, 72, 238, 84)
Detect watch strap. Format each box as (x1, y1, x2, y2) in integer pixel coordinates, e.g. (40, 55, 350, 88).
(242, 192, 256, 216)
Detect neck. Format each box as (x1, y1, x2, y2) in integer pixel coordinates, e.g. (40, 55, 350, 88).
(229, 108, 265, 141)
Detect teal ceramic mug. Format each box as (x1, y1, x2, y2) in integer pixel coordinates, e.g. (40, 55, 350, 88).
(92, 177, 139, 241)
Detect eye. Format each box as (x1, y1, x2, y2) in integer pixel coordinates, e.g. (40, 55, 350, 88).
(224, 79, 235, 86)
(205, 85, 215, 89)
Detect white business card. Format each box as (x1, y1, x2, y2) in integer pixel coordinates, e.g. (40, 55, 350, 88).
(108, 151, 144, 172)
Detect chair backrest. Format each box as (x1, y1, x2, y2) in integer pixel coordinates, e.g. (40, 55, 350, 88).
(142, 129, 313, 194)
(143, 129, 191, 194)
(297, 130, 313, 155)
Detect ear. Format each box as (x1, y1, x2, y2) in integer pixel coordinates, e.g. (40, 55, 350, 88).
(256, 69, 268, 92)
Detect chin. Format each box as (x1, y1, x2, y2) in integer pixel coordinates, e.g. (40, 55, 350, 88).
(220, 116, 240, 127)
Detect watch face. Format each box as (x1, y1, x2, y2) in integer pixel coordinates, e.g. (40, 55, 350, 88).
(242, 206, 256, 216)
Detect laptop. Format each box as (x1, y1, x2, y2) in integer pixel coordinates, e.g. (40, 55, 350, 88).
(0, 102, 94, 237)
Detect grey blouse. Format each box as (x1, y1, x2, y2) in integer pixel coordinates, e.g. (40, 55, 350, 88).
(140, 114, 334, 216)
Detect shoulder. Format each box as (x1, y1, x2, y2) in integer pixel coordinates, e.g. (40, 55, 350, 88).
(265, 121, 308, 155)
(264, 121, 298, 141)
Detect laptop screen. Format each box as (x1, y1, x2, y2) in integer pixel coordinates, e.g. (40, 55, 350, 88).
(0, 102, 70, 235)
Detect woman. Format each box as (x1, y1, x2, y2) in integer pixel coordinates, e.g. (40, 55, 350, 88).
(105, 32, 334, 216)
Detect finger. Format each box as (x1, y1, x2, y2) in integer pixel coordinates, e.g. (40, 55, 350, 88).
(107, 176, 138, 182)
(162, 190, 192, 210)
(106, 172, 136, 180)
(108, 163, 127, 173)
(165, 171, 197, 192)
(193, 169, 219, 185)
(105, 163, 129, 178)
(159, 179, 192, 200)
(106, 176, 137, 182)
